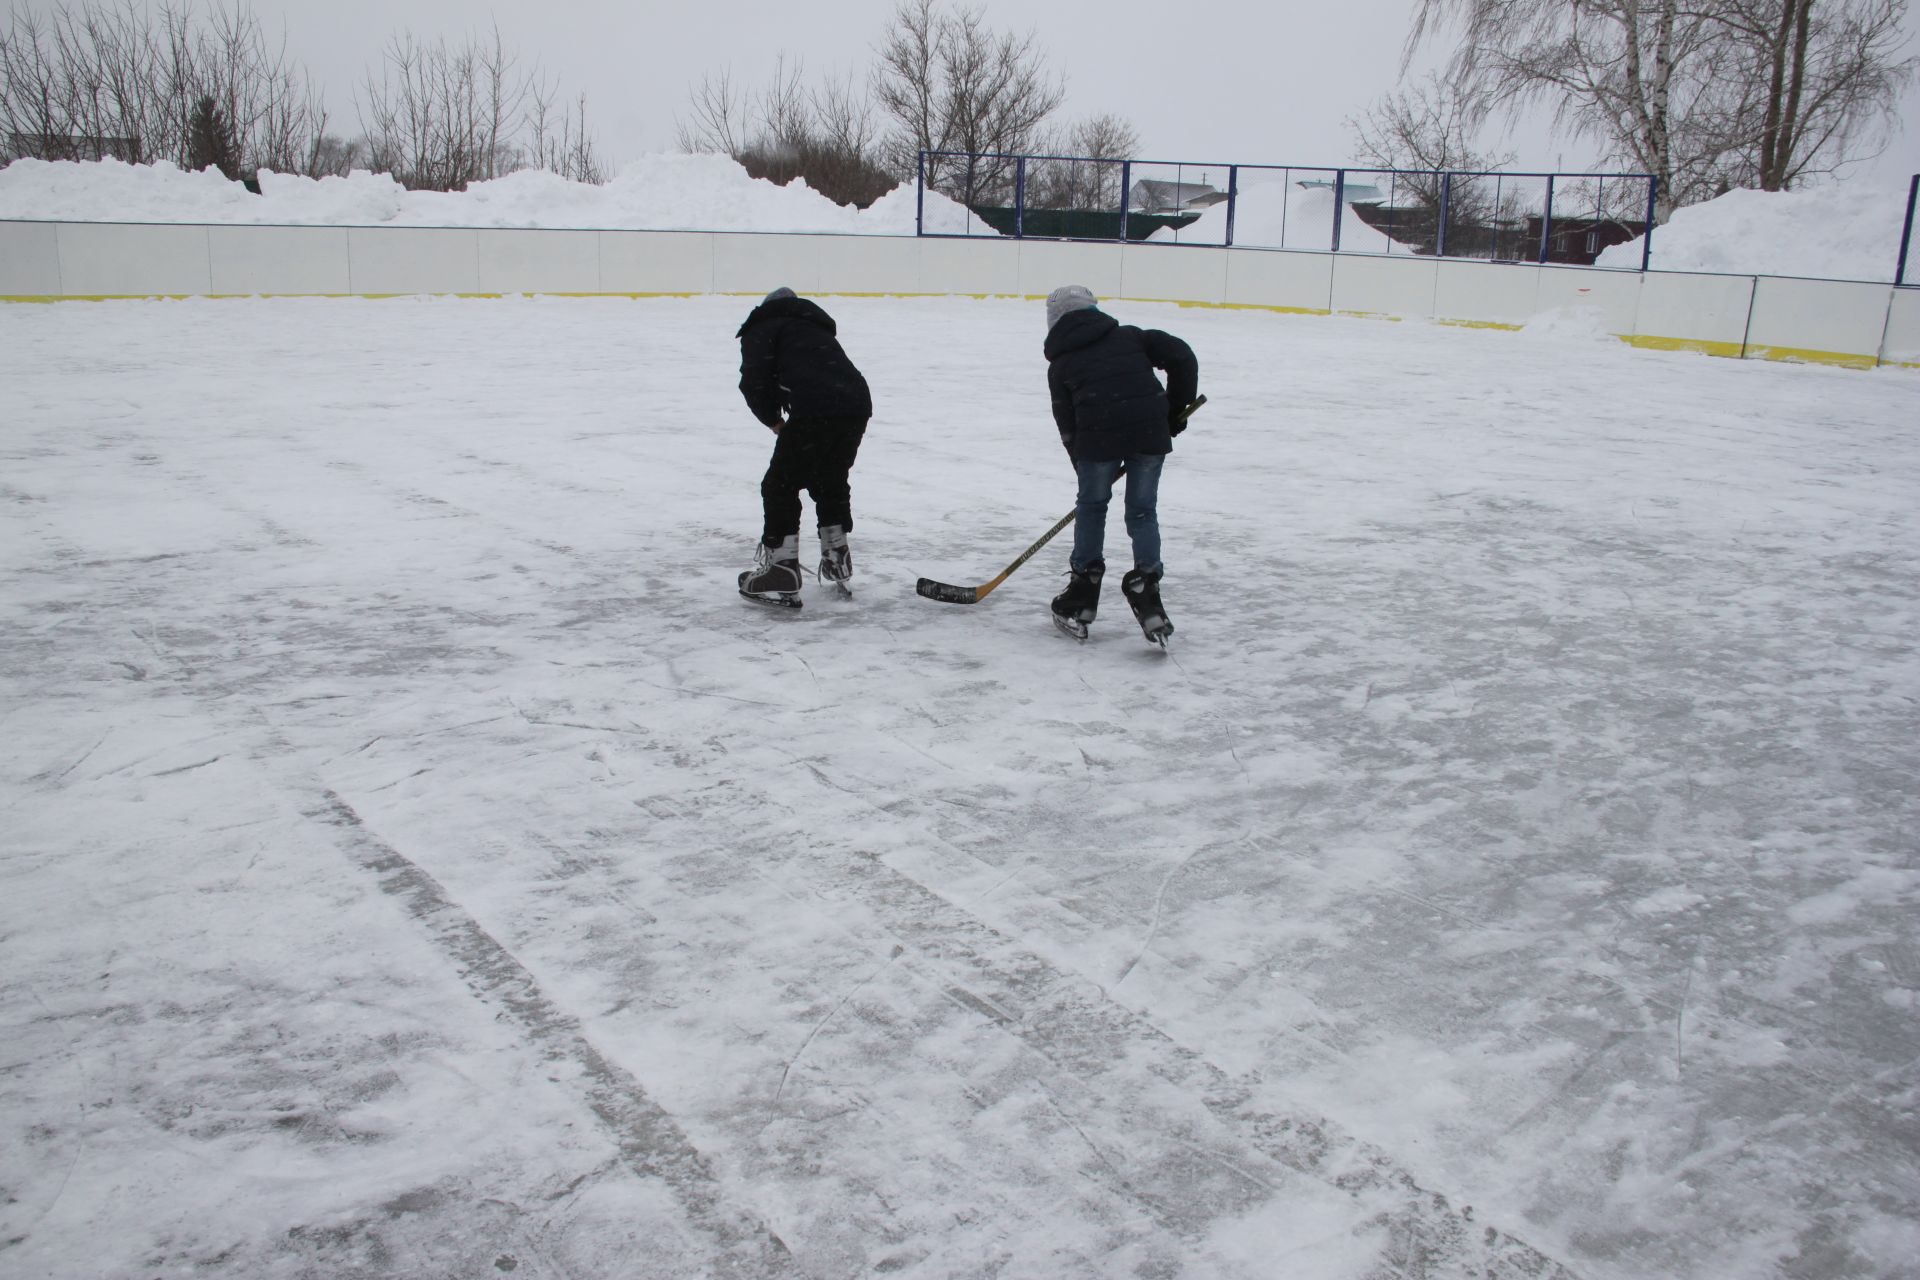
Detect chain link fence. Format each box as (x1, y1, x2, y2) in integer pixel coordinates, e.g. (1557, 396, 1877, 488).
(917, 150, 1660, 269)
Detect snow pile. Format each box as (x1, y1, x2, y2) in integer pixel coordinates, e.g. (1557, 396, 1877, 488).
(0, 153, 987, 235)
(4, 155, 1911, 278)
(1598, 182, 1910, 282)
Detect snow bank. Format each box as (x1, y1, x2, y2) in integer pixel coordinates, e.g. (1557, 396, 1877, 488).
(0, 153, 987, 235)
(6, 155, 1911, 280)
(1598, 183, 1910, 282)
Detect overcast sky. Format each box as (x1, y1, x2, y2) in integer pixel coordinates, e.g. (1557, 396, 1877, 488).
(27, 0, 1920, 186)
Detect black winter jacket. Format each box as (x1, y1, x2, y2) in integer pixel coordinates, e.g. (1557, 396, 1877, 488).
(737, 296, 873, 427)
(1044, 309, 1199, 462)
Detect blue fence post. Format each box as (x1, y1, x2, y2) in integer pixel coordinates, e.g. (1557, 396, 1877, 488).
(1225, 165, 1238, 247)
(1119, 160, 1132, 242)
(1437, 172, 1452, 258)
(1896, 173, 1919, 286)
(1641, 177, 1659, 272)
(915, 150, 926, 236)
(1538, 175, 1555, 264)
(1331, 169, 1345, 252)
(1014, 156, 1026, 238)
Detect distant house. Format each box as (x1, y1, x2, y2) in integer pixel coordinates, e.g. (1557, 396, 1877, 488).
(1295, 178, 1387, 203)
(1129, 179, 1229, 215)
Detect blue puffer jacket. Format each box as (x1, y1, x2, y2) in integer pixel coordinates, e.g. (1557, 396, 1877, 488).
(1044, 308, 1198, 461)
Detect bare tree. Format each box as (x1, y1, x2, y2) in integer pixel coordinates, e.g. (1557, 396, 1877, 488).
(1346, 72, 1521, 235)
(1407, 0, 1912, 217)
(872, 0, 1066, 205)
(358, 27, 525, 190)
(1408, 0, 1739, 218)
(1348, 75, 1513, 189)
(675, 67, 748, 155)
(1026, 112, 1139, 210)
(0, 0, 328, 178)
(357, 23, 603, 190)
(527, 86, 603, 184)
(1713, 0, 1913, 189)
(676, 58, 897, 207)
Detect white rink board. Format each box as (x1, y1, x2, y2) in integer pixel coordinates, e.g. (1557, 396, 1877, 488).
(0, 221, 61, 295)
(598, 230, 712, 293)
(476, 229, 600, 295)
(1535, 267, 1644, 335)
(1222, 248, 1334, 311)
(57, 223, 211, 296)
(803, 234, 923, 295)
(210, 226, 350, 296)
(1120, 243, 1230, 304)
(4, 219, 1910, 365)
(713, 232, 844, 296)
(1745, 277, 1894, 360)
(1332, 253, 1439, 319)
(916, 236, 1021, 296)
(1634, 271, 1755, 349)
(1879, 288, 1920, 365)
(347, 227, 479, 295)
(1433, 260, 1542, 327)
(1015, 239, 1123, 300)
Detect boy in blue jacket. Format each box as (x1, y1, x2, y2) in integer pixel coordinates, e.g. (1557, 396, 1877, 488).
(1043, 285, 1199, 643)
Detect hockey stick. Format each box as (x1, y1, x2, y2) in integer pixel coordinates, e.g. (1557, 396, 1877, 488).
(915, 395, 1206, 605)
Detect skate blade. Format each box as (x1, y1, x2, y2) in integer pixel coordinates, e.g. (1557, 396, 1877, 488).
(740, 589, 803, 609)
(1052, 613, 1088, 642)
(829, 580, 853, 600)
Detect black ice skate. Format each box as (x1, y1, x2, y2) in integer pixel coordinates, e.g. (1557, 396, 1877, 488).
(818, 523, 853, 599)
(739, 535, 803, 609)
(1050, 560, 1104, 641)
(1121, 566, 1173, 647)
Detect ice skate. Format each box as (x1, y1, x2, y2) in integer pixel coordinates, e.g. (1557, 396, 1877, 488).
(738, 535, 803, 609)
(818, 524, 853, 599)
(1050, 561, 1104, 642)
(1121, 566, 1173, 647)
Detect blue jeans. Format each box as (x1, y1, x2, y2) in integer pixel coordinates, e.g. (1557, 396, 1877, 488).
(1071, 454, 1164, 574)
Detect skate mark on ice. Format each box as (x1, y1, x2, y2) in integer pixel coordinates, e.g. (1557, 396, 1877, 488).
(818, 849, 1581, 1279)
(302, 787, 798, 1278)
(1113, 841, 1222, 989)
(30, 730, 108, 785)
(775, 944, 905, 1102)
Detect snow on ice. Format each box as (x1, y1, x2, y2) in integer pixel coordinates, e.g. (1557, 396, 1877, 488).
(2, 156, 1918, 1280)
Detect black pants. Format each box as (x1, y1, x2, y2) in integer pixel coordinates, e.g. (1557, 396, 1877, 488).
(760, 415, 868, 546)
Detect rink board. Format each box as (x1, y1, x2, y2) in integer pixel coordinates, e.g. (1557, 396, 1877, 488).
(0, 216, 1909, 367)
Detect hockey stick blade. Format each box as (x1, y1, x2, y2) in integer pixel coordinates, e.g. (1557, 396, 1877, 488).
(916, 577, 980, 604)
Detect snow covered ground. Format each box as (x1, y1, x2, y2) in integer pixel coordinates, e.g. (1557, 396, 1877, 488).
(3, 293, 1916, 1278)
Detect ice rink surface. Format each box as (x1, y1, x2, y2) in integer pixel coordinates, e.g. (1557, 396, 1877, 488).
(3, 294, 1917, 1279)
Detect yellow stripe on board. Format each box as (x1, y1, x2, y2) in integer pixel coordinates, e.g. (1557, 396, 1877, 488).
(1741, 344, 1881, 370)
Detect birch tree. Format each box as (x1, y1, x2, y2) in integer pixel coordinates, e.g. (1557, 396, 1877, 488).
(1408, 0, 1913, 217)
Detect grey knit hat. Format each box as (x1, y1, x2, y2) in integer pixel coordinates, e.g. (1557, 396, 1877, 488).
(1046, 284, 1097, 330)
(763, 286, 797, 304)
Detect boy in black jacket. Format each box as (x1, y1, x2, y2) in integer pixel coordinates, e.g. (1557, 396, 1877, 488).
(1043, 285, 1199, 643)
(735, 287, 873, 606)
